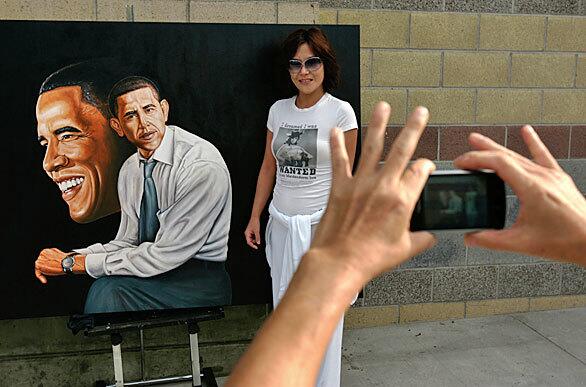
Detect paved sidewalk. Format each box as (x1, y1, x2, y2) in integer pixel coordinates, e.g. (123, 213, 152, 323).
(201, 307, 586, 386)
(341, 307, 586, 386)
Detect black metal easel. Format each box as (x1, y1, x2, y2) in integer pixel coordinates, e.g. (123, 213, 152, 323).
(68, 307, 224, 387)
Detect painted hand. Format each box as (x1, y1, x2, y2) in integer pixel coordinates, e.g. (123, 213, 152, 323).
(34, 248, 68, 284)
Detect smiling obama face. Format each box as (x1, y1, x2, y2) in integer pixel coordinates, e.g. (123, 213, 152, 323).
(36, 85, 124, 223)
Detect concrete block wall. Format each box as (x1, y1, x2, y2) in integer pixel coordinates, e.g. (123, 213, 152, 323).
(320, 5, 586, 327)
(1, 0, 585, 385)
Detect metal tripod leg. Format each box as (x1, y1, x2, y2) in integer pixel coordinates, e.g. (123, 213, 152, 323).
(111, 333, 124, 387)
(187, 320, 201, 387)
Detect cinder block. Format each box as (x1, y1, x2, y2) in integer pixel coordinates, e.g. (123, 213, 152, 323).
(344, 306, 399, 329)
(373, 51, 441, 87)
(320, 0, 371, 8)
(365, 269, 433, 306)
(277, 2, 318, 24)
(497, 264, 560, 298)
(477, 89, 541, 124)
(338, 10, 409, 48)
(546, 16, 586, 51)
(148, 304, 268, 345)
(529, 294, 586, 311)
(0, 0, 95, 20)
(507, 125, 570, 159)
(189, 1, 276, 23)
(145, 343, 247, 378)
(570, 125, 586, 157)
(0, 316, 109, 357)
(511, 53, 575, 88)
(319, 9, 337, 25)
(445, 0, 511, 13)
(466, 298, 530, 318)
(0, 350, 142, 386)
(360, 49, 371, 87)
(444, 52, 509, 87)
(378, 125, 439, 161)
(543, 90, 586, 123)
(576, 55, 586, 87)
(560, 264, 586, 295)
(410, 12, 477, 49)
(479, 14, 545, 50)
(373, 0, 443, 11)
(515, 0, 581, 15)
(399, 302, 465, 323)
(558, 159, 586, 193)
(402, 232, 466, 268)
(408, 89, 475, 124)
(439, 126, 506, 160)
(97, 0, 188, 22)
(361, 88, 407, 125)
(432, 266, 498, 302)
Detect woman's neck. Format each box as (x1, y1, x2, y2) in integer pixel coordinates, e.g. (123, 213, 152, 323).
(295, 89, 325, 109)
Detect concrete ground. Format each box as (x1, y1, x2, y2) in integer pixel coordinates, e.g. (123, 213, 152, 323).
(341, 307, 586, 386)
(194, 307, 586, 386)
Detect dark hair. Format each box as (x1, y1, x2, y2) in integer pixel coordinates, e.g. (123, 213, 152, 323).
(108, 76, 162, 117)
(40, 60, 127, 118)
(282, 28, 340, 93)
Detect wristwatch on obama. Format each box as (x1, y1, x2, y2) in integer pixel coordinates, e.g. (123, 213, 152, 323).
(61, 253, 77, 274)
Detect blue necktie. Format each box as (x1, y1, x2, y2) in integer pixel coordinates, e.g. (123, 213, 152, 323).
(139, 160, 160, 243)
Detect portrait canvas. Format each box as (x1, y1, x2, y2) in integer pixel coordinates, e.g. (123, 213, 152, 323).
(0, 20, 360, 319)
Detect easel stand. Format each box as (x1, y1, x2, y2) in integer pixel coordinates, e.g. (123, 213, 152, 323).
(69, 308, 224, 387)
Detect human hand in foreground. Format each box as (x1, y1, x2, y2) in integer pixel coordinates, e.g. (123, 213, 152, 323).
(227, 103, 436, 387)
(310, 103, 437, 287)
(454, 126, 586, 266)
(35, 248, 86, 284)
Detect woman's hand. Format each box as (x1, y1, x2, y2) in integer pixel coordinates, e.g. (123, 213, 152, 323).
(244, 217, 262, 250)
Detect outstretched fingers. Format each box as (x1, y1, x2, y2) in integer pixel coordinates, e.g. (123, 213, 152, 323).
(382, 107, 429, 180)
(520, 125, 559, 169)
(330, 127, 352, 188)
(355, 102, 391, 176)
(402, 158, 436, 204)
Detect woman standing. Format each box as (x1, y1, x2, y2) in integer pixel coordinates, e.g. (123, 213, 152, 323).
(244, 28, 358, 386)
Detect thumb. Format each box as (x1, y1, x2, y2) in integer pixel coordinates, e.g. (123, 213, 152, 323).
(464, 228, 522, 253)
(408, 231, 437, 257)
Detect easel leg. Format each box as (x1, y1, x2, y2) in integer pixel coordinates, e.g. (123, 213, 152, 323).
(139, 328, 145, 381)
(188, 321, 201, 387)
(111, 333, 124, 387)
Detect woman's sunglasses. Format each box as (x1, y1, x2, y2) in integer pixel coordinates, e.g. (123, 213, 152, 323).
(288, 56, 322, 73)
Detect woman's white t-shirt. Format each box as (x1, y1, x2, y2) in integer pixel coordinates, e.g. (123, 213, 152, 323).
(267, 93, 358, 215)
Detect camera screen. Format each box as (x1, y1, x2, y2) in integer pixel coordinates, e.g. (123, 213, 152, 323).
(420, 174, 489, 229)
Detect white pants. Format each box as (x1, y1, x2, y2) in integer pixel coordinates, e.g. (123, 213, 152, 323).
(266, 203, 344, 387)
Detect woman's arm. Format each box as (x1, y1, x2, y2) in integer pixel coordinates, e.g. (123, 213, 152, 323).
(244, 130, 277, 249)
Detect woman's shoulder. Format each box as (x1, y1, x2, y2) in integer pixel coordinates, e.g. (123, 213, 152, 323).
(325, 93, 355, 115)
(325, 93, 351, 108)
(270, 96, 296, 111)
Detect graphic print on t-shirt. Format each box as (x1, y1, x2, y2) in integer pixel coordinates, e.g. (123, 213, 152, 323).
(273, 123, 318, 185)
